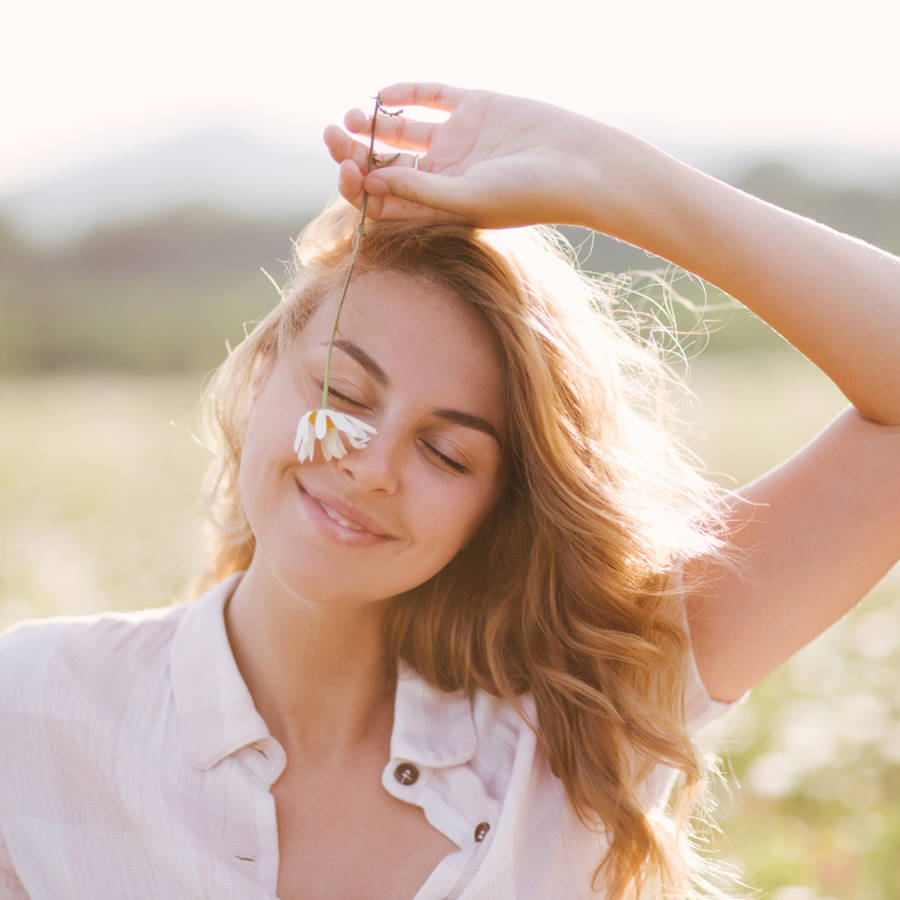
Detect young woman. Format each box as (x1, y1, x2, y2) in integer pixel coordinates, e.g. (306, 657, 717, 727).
(1, 82, 897, 899)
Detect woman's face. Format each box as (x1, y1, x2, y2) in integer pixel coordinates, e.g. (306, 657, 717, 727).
(239, 269, 507, 606)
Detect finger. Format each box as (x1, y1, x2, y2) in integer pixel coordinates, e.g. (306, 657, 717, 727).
(335, 171, 414, 223)
(364, 191, 463, 226)
(377, 82, 466, 112)
(372, 151, 422, 172)
(326, 123, 422, 175)
(343, 108, 436, 151)
(327, 120, 424, 180)
(323, 123, 372, 171)
(364, 167, 475, 223)
(337, 159, 366, 210)
(337, 161, 425, 221)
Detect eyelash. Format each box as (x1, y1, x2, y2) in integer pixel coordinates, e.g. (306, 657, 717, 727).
(422, 442, 468, 474)
(321, 384, 468, 474)
(323, 385, 367, 409)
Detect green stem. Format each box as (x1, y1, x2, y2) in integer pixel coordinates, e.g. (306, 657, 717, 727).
(321, 95, 381, 409)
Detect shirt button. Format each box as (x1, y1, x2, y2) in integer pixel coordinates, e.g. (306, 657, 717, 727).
(393, 762, 419, 786)
(474, 822, 490, 842)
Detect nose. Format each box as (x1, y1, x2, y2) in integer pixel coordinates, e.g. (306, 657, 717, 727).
(336, 423, 402, 495)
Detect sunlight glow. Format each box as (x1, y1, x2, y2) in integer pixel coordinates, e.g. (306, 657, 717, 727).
(4, 0, 900, 193)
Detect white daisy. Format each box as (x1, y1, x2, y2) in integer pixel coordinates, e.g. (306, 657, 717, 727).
(294, 408, 378, 463)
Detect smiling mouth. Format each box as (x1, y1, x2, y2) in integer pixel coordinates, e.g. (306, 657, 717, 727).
(296, 478, 393, 540)
(316, 499, 367, 532)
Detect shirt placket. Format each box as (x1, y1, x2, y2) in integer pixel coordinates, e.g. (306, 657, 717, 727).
(227, 737, 286, 896)
(381, 756, 501, 899)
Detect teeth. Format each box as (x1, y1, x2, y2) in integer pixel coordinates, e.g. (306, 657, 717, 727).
(319, 501, 366, 531)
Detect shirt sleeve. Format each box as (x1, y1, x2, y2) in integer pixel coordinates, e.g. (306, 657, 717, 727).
(0, 832, 29, 899)
(0, 622, 33, 898)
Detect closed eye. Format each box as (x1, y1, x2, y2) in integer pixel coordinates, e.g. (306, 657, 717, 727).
(321, 384, 367, 410)
(422, 441, 468, 474)
(317, 376, 468, 472)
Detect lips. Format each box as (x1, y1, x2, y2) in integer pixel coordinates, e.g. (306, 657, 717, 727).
(319, 502, 367, 532)
(296, 479, 395, 540)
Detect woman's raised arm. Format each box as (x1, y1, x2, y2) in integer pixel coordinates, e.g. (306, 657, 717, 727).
(325, 82, 900, 703)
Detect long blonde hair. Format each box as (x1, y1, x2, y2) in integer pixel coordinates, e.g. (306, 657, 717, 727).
(198, 202, 733, 898)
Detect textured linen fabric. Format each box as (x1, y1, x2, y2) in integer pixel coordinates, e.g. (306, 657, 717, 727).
(0, 575, 737, 899)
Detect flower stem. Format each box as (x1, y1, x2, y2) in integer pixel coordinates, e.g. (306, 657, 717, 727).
(321, 95, 383, 409)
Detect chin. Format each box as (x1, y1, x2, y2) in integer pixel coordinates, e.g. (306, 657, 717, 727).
(263, 558, 398, 610)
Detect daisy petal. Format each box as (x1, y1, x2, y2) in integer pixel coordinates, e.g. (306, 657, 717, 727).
(346, 433, 372, 450)
(333, 411, 378, 440)
(322, 427, 347, 460)
(294, 407, 377, 463)
(294, 412, 313, 455)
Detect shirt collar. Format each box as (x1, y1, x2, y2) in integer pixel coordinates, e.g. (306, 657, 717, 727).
(391, 659, 477, 768)
(170, 573, 272, 770)
(170, 574, 478, 772)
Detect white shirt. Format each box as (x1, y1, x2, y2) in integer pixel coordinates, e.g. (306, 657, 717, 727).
(0, 575, 735, 899)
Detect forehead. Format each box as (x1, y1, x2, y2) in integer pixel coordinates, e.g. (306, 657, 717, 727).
(299, 269, 506, 424)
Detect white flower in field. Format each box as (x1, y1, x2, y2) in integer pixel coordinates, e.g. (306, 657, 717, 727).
(294, 408, 377, 463)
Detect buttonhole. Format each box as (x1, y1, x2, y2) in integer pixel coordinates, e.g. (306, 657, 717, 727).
(235, 855, 256, 862)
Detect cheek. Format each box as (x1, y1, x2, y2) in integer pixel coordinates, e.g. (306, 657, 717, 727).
(238, 402, 292, 523)
(240, 410, 270, 489)
(237, 438, 266, 533)
(413, 477, 499, 562)
(245, 376, 306, 460)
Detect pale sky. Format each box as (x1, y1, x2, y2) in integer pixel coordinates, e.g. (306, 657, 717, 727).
(4, 0, 900, 194)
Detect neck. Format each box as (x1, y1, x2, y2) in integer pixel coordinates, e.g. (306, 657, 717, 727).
(224, 562, 396, 764)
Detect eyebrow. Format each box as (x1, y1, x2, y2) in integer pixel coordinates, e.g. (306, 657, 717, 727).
(332, 339, 389, 387)
(327, 338, 502, 446)
(432, 408, 502, 445)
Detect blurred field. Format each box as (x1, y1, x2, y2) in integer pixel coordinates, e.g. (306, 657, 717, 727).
(0, 373, 210, 624)
(1, 349, 897, 899)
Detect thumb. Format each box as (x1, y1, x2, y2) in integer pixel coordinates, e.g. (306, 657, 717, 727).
(365, 168, 473, 219)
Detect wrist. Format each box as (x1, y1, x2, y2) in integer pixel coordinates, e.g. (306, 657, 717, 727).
(575, 123, 687, 249)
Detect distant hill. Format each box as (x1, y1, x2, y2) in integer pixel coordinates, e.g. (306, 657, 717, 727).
(2, 153, 899, 373)
(0, 203, 315, 371)
(0, 128, 336, 246)
(4, 125, 899, 249)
